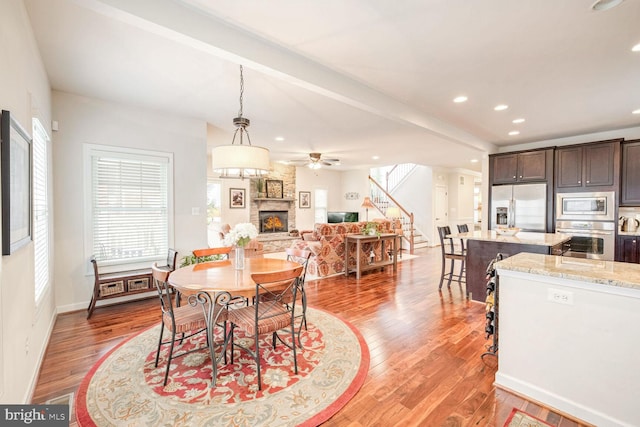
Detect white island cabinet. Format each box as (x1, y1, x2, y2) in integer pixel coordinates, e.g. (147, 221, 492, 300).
(495, 253, 640, 427)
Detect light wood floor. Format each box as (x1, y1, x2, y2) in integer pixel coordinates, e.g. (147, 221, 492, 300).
(32, 247, 590, 426)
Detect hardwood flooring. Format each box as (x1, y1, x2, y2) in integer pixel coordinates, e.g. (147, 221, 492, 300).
(32, 247, 590, 426)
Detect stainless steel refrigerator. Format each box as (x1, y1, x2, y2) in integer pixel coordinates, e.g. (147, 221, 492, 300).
(490, 183, 547, 232)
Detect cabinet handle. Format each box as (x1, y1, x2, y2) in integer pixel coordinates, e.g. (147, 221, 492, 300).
(519, 175, 523, 178)
(586, 180, 590, 184)
(578, 180, 581, 184)
(513, 176, 516, 179)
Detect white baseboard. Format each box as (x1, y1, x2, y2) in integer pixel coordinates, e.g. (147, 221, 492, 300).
(495, 372, 633, 427)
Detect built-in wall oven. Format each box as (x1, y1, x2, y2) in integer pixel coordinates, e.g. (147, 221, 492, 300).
(555, 220, 615, 260)
(555, 192, 616, 260)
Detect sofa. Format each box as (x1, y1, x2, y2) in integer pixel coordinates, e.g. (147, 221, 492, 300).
(289, 220, 395, 277)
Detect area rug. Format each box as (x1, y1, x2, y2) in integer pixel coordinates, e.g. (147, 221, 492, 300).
(75, 307, 369, 426)
(504, 408, 554, 427)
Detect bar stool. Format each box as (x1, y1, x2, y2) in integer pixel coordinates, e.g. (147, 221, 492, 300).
(437, 226, 466, 290)
(456, 224, 469, 276)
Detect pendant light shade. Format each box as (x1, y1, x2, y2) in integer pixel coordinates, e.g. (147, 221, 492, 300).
(212, 65, 270, 179)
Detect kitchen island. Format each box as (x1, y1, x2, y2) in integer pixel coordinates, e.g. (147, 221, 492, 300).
(495, 253, 640, 427)
(455, 231, 570, 301)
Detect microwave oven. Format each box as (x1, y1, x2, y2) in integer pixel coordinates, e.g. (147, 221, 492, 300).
(555, 191, 615, 221)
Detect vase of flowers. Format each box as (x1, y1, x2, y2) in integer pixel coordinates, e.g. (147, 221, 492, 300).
(224, 223, 258, 270)
(362, 222, 379, 237)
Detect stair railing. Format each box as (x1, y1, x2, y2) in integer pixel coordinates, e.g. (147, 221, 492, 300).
(368, 175, 415, 254)
(385, 163, 416, 193)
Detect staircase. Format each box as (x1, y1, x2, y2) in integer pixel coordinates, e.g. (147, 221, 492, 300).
(368, 174, 430, 254)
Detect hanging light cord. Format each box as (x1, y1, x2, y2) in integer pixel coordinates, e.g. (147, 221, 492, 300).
(238, 65, 244, 118)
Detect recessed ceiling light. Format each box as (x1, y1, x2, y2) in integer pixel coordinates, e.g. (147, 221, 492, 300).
(633, 109, 640, 115)
(470, 159, 479, 163)
(512, 118, 525, 124)
(372, 155, 380, 160)
(591, 0, 624, 11)
(453, 96, 468, 103)
(274, 136, 285, 141)
(494, 104, 509, 111)
(508, 131, 520, 136)
(632, 43, 640, 52)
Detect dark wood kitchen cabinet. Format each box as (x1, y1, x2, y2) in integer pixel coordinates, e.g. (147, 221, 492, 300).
(616, 235, 640, 263)
(621, 140, 640, 206)
(490, 149, 552, 185)
(555, 139, 620, 190)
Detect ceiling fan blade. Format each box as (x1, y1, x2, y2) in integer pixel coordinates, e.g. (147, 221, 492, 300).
(321, 161, 333, 166)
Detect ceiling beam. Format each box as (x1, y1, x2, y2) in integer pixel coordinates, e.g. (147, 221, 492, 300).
(81, 0, 495, 153)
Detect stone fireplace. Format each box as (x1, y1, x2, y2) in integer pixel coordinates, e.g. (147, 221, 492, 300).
(259, 210, 288, 233)
(249, 164, 297, 239)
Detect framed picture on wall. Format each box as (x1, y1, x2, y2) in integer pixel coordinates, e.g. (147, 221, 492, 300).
(1, 110, 32, 255)
(266, 179, 283, 199)
(229, 188, 245, 208)
(299, 191, 311, 208)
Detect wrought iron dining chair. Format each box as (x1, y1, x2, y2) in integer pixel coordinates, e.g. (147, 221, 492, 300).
(437, 226, 466, 290)
(152, 263, 225, 386)
(193, 246, 233, 263)
(285, 247, 312, 344)
(228, 265, 304, 390)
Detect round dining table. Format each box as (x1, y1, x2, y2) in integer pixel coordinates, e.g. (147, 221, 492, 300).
(168, 257, 302, 299)
(167, 257, 302, 387)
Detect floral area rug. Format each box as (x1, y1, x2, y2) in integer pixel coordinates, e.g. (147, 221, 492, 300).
(504, 408, 554, 427)
(75, 307, 369, 426)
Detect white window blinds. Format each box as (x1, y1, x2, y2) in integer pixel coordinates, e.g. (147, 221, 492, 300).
(90, 149, 170, 265)
(33, 118, 49, 303)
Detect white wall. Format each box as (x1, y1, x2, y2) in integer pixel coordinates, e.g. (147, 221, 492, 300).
(447, 170, 477, 228)
(0, 0, 54, 403)
(295, 167, 344, 229)
(393, 165, 434, 244)
(52, 92, 208, 312)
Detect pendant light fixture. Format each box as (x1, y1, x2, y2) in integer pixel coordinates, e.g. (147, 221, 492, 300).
(212, 65, 270, 179)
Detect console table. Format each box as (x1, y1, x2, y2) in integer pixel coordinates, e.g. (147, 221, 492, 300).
(344, 233, 398, 279)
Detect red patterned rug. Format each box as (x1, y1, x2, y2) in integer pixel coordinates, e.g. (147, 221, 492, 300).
(504, 408, 554, 427)
(75, 307, 369, 426)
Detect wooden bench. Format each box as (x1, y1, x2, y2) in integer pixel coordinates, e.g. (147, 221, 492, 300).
(86, 249, 177, 318)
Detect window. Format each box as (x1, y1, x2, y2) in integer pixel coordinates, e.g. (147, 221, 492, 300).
(85, 145, 173, 269)
(207, 179, 222, 245)
(314, 189, 327, 223)
(33, 118, 50, 304)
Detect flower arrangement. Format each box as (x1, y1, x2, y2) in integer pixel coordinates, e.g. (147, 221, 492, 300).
(224, 222, 258, 247)
(362, 222, 380, 236)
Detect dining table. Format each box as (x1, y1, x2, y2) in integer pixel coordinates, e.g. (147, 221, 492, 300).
(168, 257, 302, 387)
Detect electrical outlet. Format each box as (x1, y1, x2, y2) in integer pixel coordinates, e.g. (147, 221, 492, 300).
(25, 337, 29, 355)
(548, 288, 573, 305)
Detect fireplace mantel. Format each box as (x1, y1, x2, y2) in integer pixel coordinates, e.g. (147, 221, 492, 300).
(254, 198, 295, 202)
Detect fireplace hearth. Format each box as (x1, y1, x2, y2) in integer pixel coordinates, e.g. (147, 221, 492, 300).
(259, 210, 288, 233)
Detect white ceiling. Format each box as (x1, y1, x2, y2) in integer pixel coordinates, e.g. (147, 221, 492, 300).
(24, 0, 640, 172)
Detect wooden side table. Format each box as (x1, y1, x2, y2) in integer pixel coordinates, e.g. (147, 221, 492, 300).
(344, 233, 398, 279)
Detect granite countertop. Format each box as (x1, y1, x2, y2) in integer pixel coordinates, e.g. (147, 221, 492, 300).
(457, 231, 571, 247)
(618, 230, 640, 237)
(496, 252, 640, 290)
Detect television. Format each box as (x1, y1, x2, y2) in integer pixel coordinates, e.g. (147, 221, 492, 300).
(327, 212, 359, 223)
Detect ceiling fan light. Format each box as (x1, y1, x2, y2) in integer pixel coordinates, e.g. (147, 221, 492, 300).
(308, 162, 321, 170)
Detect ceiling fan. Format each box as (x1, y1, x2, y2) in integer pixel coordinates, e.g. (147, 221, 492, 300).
(290, 152, 340, 169)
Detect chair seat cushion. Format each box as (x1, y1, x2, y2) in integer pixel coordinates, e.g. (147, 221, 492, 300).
(228, 304, 291, 336)
(164, 303, 225, 334)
